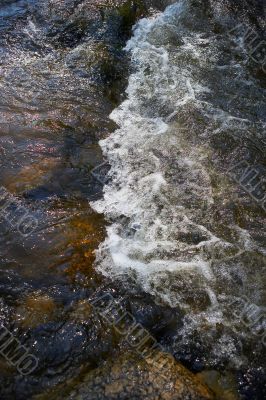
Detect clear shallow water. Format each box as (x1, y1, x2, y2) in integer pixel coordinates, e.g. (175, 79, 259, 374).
(0, 0, 265, 399)
(0, 0, 116, 321)
(91, 0, 266, 387)
(0, 1, 132, 398)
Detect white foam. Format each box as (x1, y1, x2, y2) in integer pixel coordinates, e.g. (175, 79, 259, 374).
(91, 0, 265, 366)
(92, 0, 218, 299)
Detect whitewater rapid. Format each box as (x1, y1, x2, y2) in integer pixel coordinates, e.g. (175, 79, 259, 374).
(93, 1, 215, 295)
(91, 0, 266, 368)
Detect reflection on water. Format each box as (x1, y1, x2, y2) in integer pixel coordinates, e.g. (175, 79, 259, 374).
(0, 0, 135, 398)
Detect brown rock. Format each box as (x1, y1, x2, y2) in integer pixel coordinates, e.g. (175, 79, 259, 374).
(67, 351, 214, 399)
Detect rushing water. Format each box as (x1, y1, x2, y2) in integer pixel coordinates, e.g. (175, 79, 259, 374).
(92, 0, 266, 393)
(0, 0, 265, 399)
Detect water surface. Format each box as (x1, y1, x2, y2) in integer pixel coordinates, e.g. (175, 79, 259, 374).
(0, 0, 265, 399)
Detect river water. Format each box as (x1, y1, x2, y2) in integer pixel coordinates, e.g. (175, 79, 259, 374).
(0, 0, 265, 399)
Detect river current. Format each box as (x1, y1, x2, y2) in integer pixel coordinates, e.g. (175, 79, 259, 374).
(92, 0, 266, 394)
(0, 0, 265, 399)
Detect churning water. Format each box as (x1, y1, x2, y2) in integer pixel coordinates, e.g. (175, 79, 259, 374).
(0, 0, 265, 398)
(92, 0, 266, 372)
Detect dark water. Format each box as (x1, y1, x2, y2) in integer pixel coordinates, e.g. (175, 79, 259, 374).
(0, 0, 132, 398)
(0, 1, 265, 399)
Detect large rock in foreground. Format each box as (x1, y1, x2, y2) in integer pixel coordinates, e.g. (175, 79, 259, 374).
(66, 351, 214, 400)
